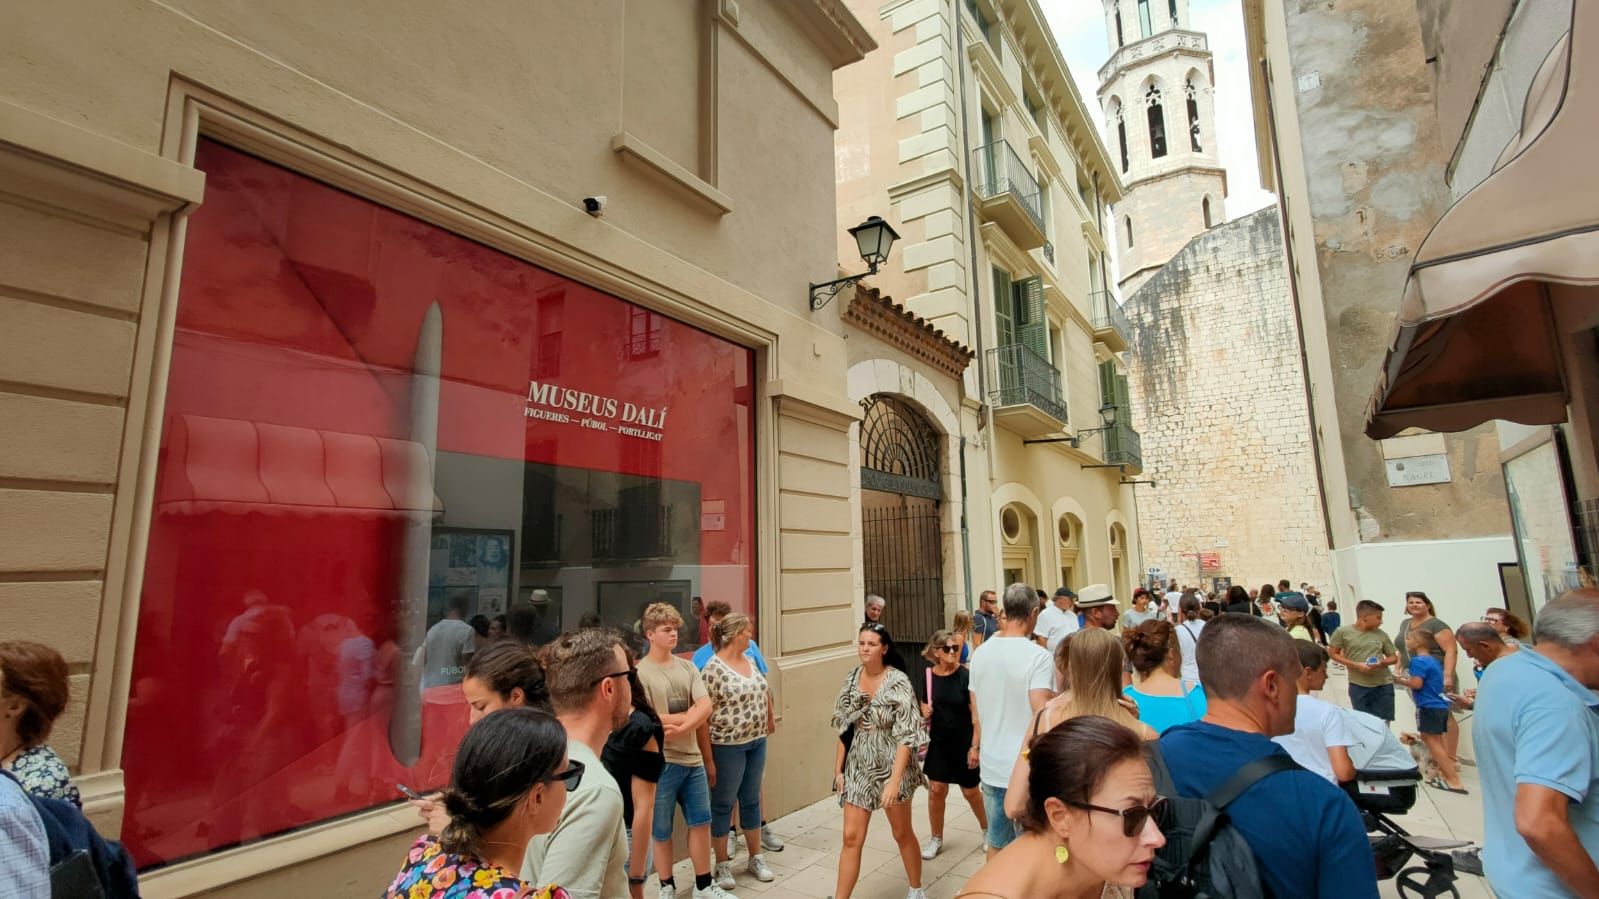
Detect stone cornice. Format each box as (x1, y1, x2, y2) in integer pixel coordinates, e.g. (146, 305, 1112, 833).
(844, 284, 974, 380)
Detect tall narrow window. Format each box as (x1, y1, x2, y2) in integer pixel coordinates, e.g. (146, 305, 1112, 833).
(1202, 197, 1212, 228)
(1169, 0, 1178, 27)
(1186, 79, 1202, 151)
(1146, 86, 1167, 158)
(1117, 118, 1129, 173)
(1115, 9, 1125, 47)
(1125, 216, 1134, 248)
(1138, 0, 1153, 38)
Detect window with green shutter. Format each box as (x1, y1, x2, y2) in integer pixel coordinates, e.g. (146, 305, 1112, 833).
(992, 267, 1015, 347)
(1014, 276, 1047, 359)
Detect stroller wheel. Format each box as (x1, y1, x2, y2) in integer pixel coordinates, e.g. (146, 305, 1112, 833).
(1396, 866, 1460, 899)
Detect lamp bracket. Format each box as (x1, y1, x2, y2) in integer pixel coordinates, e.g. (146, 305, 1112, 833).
(809, 263, 879, 310)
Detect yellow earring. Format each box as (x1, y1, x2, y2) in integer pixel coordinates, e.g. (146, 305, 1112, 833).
(1055, 844, 1070, 864)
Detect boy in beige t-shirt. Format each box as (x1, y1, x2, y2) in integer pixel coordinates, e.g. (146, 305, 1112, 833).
(636, 603, 727, 899)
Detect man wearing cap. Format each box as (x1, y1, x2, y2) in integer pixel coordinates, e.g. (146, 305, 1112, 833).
(1034, 587, 1080, 653)
(1075, 585, 1120, 632)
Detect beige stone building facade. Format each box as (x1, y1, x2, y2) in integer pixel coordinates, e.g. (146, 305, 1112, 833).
(833, 0, 1146, 620)
(1124, 208, 1332, 593)
(0, 1, 886, 895)
(1241, 0, 1522, 628)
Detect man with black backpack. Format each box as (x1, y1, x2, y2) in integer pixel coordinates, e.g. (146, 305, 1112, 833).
(1145, 615, 1376, 898)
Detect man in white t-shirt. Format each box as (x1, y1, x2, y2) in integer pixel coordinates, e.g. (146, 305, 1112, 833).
(1033, 587, 1080, 652)
(969, 583, 1054, 858)
(1164, 584, 1183, 608)
(1272, 640, 1356, 784)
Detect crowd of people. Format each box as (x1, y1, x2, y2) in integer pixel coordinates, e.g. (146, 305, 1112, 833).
(3, 580, 1596, 899)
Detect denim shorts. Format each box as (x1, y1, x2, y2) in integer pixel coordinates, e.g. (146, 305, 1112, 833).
(1348, 682, 1395, 722)
(980, 783, 1018, 850)
(651, 762, 712, 843)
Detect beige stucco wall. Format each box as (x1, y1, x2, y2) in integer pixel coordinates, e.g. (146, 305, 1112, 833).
(0, 0, 877, 894)
(1242, 0, 1514, 613)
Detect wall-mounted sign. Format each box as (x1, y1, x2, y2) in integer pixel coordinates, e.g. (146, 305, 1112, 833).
(1385, 453, 1451, 487)
(525, 379, 668, 441)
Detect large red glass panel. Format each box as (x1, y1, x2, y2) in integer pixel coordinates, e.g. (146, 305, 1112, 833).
(122, 141, 756, 868)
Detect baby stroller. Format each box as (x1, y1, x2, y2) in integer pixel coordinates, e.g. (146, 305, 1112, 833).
(1341, 711, 1482, 898)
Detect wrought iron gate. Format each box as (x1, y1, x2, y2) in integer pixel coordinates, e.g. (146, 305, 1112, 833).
(859, 395, 944, 646)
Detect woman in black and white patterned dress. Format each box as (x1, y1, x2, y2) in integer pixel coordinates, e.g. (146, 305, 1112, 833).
(831, 622, 928, 899)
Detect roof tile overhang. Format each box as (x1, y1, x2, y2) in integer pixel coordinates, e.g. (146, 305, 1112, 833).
(844, 284, 974, 380)
(1365, 0, 1594, 439)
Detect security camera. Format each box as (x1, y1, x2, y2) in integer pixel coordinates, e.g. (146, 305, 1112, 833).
(583, 196, 607, 217)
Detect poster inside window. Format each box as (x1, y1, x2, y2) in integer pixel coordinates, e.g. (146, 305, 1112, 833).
(121, 140, 756, 868)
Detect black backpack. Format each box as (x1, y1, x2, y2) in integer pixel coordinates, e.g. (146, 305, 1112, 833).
(1137, 747, 1301, 899)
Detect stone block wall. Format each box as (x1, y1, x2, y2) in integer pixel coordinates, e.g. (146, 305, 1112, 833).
(1124, 207, 1333, 592)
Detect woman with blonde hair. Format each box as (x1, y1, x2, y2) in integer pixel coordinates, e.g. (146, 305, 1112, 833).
(704, 612, 777, 886)
(914, 629, 986, 860)
(1003, 629, 1154, 819)
(952, 609, 977, 661)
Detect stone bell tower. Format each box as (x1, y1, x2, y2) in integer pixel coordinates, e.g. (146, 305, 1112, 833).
(1096, 0, 1228, 295)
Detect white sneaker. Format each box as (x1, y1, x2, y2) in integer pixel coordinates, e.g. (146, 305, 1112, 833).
(713, 861, 736, 890)
(726, 833, 741, 857)
(919, 835, 942, 860)
(693, 884, 736, 899)
(747, 854, 775, 883)
(659, 886, 676, 899)
(907, 889, 928, 899)
(760, 829, 784, 852)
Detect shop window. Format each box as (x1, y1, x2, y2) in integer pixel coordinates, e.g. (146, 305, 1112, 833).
(121, 140, 757, 870)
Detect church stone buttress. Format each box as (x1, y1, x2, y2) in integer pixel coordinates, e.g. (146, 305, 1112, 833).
(1097, 0, 1227, 295)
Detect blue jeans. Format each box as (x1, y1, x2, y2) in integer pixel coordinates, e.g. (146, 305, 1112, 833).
(651, 762, 712, 843)
(980, 783, 1018, 850)
(1349, 682, 1396, 721)
(709, 738, 766, 839)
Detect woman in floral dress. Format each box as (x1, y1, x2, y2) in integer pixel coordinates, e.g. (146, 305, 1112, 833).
(385, 707, 581, 899)
(831, 622, 928, 899)
(0, 641, 80, 806)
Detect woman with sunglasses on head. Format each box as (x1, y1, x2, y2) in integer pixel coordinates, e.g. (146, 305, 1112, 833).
(957, 716, 1166, 899)
(915, 629, 987, 860)
(703, 613, 777, 887)
(601, 641, 664, 899)
(1395, 591, 1462, 765)
(832, 622, 928, 899)
(385, 707, 581, 899)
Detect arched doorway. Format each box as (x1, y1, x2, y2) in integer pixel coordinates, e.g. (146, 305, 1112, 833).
(859, 394, 944, 645)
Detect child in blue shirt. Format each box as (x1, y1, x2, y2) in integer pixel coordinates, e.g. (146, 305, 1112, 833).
(1400, 629, 1466, 793)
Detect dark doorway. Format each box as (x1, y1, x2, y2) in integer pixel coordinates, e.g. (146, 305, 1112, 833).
(859, 395, 945, 648)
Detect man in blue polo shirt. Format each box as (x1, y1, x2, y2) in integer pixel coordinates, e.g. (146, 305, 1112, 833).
(1474, 589, 1599, 897)
(691, 600, 769, 674)
(1159, 614, 1377, 898)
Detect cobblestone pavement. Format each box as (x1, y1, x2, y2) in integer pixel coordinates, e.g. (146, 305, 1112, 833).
(643, 667, 1492, 899)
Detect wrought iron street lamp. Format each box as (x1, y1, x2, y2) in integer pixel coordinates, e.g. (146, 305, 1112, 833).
(810, 215, 901, 310)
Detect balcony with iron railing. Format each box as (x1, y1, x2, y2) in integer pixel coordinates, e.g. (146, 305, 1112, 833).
(1091, 290, 1131, 352)
(972, 140, 1047, 250)
(987, 344, 1068, 437)
(1103, 420, 1143, 474)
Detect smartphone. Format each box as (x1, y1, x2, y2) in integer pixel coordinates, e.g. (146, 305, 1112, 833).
(397, 783, 427, 801)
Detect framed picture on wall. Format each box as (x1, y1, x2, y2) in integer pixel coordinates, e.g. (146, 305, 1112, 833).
(426, 527, 516, 627)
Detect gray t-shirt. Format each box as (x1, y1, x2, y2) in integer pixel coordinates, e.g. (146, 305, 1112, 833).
(1121, 606, 1160, 630)
(522, 738, 630, 899)
(418, 618, 476, 689)
(1395, 616, 1452, 678)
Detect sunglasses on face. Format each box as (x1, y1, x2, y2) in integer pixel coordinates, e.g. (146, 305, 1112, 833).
(588, 666, 636, 688)
(1065, 796, 1168, 838)
(544, 758, 585, 791)
(937, 645, 960, 654)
